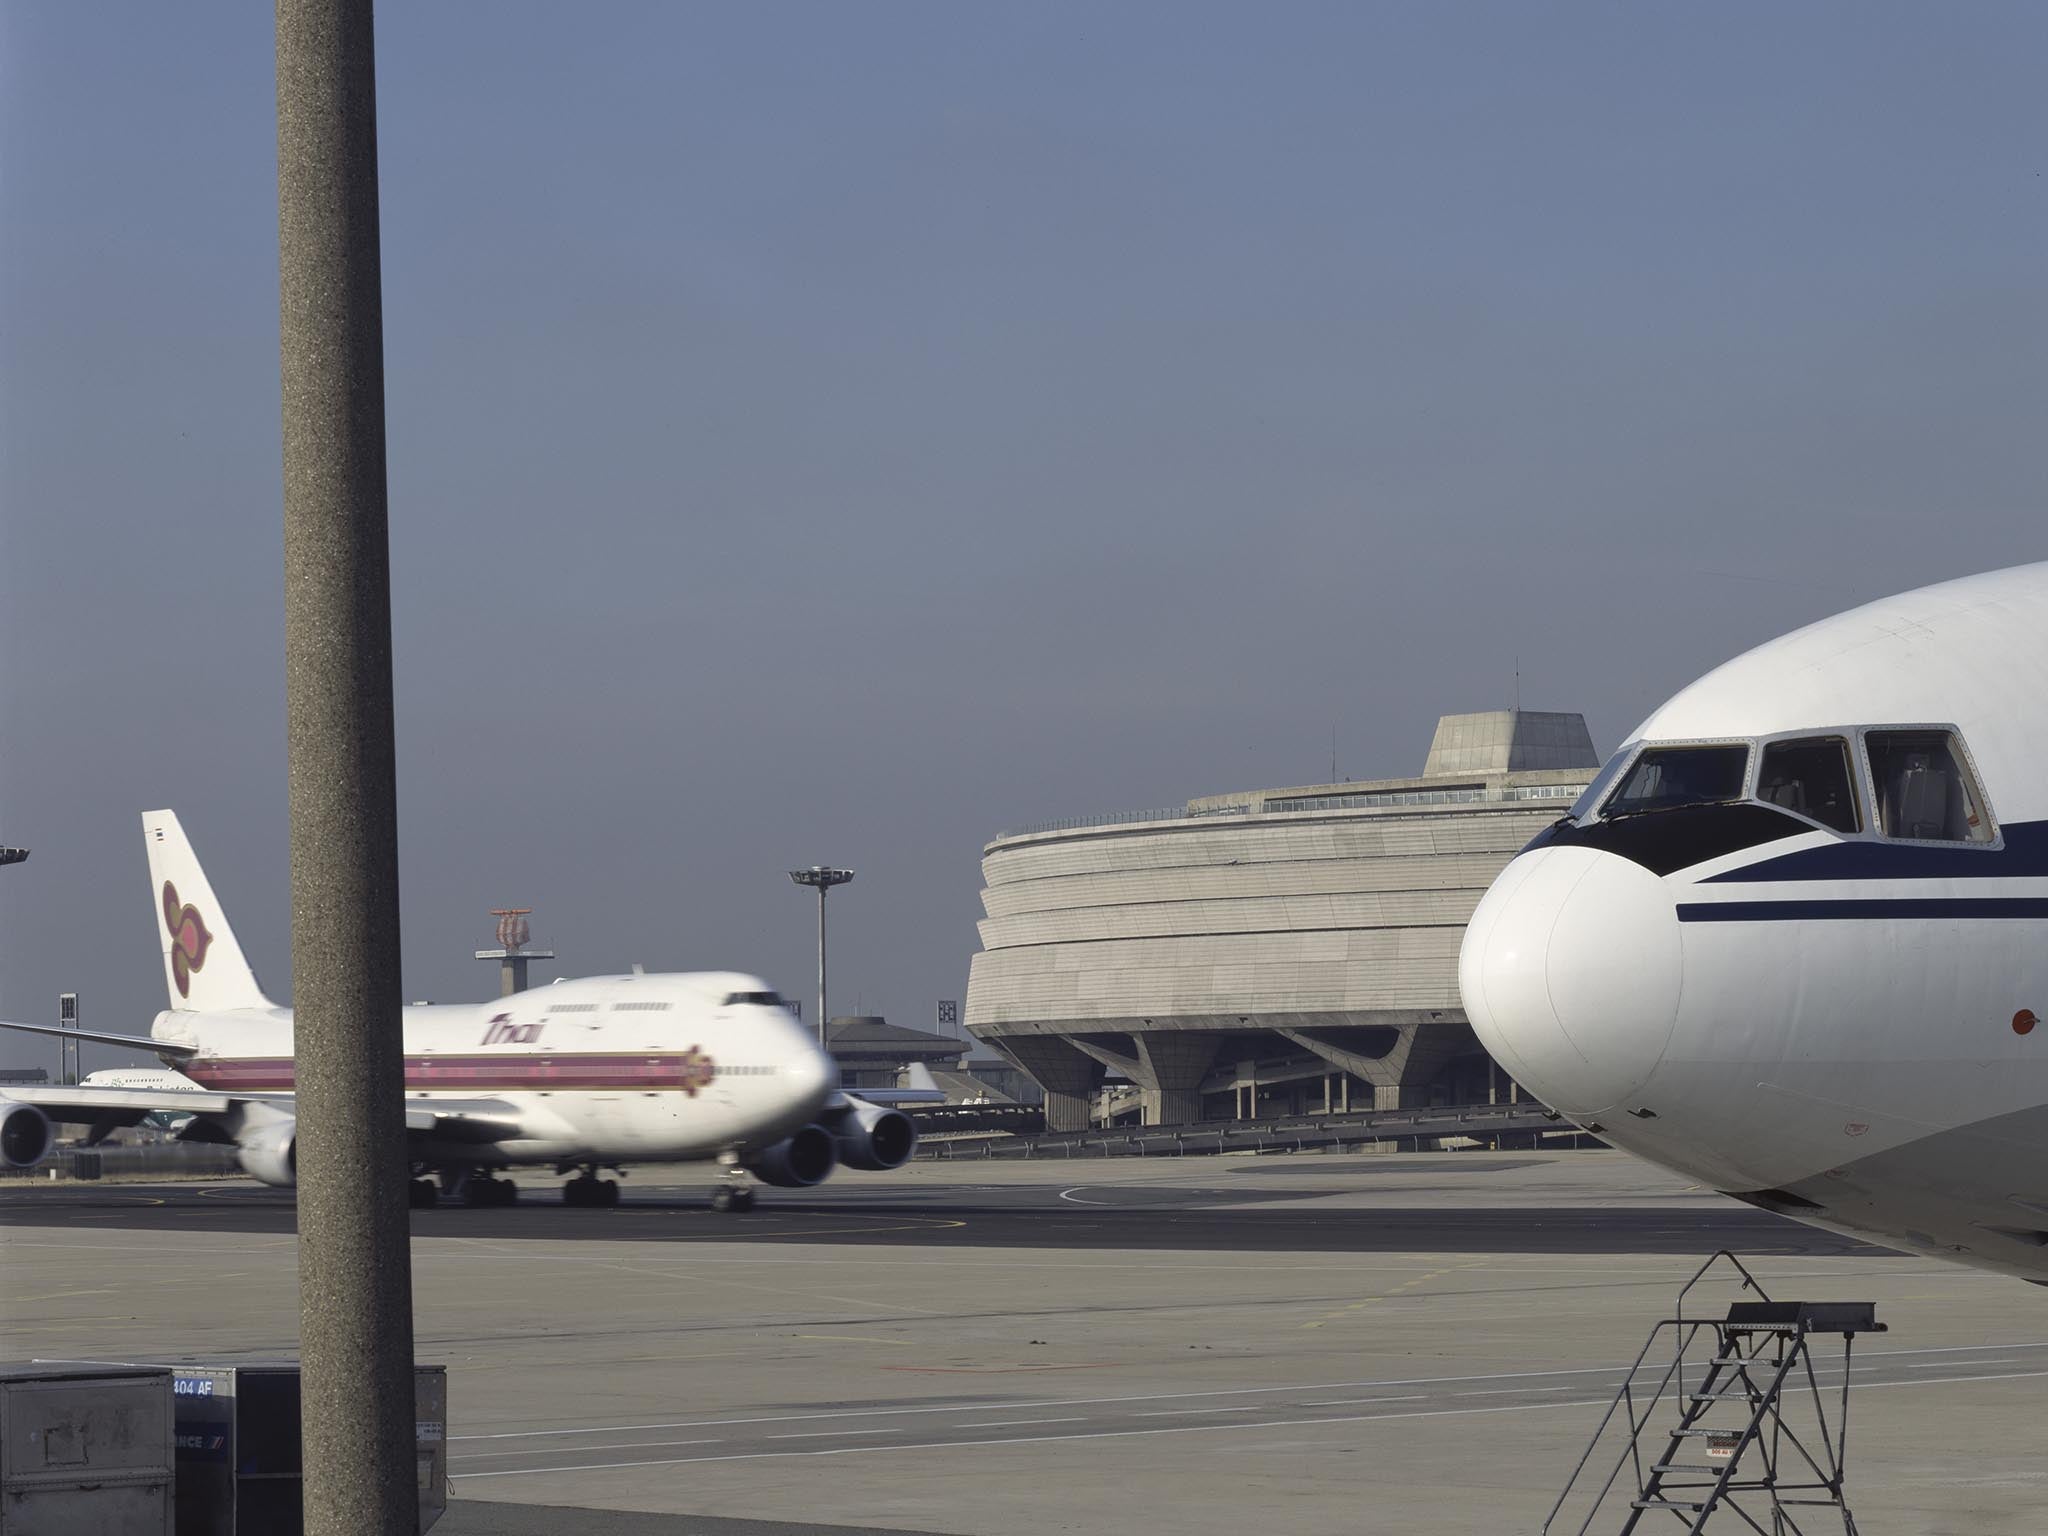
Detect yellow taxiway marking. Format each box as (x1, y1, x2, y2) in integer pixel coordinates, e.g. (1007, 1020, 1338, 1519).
(1301, 1263, 1470, 1329)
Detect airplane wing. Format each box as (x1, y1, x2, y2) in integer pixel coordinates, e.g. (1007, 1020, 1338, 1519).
(0, 1019, 197, 1060)
(840, 1086, 948, 1107)
(401, 1099, 526, 1143)
(839, 1062, 949, 1108)
(5, 1085, 239, 1119)
(4, 1083, 527, 1149)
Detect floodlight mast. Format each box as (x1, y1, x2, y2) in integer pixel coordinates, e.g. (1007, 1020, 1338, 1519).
(788, 866, 854, 1046)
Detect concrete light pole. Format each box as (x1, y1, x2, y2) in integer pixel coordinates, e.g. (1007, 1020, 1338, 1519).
(275, 3, 416, 1532)
(788, 866, 854, 1046)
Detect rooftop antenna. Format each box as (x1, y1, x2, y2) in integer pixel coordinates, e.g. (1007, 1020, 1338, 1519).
(1330, 723, 1338, 783)
(1513, 655, 1521, 713)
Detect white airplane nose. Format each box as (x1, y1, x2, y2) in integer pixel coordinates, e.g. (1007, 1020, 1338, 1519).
(1459, 844, 1683, 1119)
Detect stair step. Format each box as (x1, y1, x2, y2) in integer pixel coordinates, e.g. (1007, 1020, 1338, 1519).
(1632, 1498, 1710, 1511)
(1670, 1428, 1750, 1438)
(1689, 1390, 1761, 1402)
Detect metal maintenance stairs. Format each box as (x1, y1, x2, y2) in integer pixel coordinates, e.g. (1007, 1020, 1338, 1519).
(1543, 1253, 1885, 1534)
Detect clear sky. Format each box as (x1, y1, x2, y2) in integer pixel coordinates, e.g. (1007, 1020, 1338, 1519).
(3, 3, 2044, 1070)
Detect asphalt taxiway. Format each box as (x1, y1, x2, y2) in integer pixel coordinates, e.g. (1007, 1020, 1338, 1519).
(0, 1159, 1877, 1255)
(4, 1150, 2042, 1535)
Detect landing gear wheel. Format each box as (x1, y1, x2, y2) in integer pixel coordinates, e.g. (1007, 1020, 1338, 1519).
(465, 1175, 517, 1207)
(711, 1146, 754, 1213)
(408, 1179, 439, 1209)
(564, 1172, 620, 1208)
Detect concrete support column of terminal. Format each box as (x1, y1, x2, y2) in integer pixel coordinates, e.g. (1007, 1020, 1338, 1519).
(1133, 1034, 1222, 1127)
(1366, 1029, 1461, 1111)
(1277, 1025, 1460, 1112)
(991, 1036, 1106, 1133)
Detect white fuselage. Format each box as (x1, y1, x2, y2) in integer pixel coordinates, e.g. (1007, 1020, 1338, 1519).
(1461, 563, 2048, 1282)
(151, 970, 837, 1167)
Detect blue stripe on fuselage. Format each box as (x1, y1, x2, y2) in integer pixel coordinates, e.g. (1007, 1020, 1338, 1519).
(1698, 819, 2048, 883)
(1678, 897, 2048, 922)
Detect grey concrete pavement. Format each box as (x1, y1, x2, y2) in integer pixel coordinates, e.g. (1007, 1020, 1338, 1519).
(4, 1152, 2042, 1535)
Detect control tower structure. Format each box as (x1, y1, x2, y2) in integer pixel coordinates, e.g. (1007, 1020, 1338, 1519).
(474, 908, 554, 997)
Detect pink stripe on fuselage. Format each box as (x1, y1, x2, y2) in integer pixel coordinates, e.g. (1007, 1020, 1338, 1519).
(182, 1054, 711, 1093)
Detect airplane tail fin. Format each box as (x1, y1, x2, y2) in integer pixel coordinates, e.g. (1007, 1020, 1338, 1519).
(903, 1062, 941, 1094)
(142, 810, 273, 1012)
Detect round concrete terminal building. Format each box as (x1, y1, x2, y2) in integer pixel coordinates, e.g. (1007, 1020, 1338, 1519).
(965, 711, 1599, 1131)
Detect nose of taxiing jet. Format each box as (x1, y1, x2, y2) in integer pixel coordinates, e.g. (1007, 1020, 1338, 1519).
(1458, 845, 1684, 1120)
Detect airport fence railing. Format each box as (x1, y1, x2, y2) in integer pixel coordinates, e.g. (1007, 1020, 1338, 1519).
(1, 1143, 246, 1181)
(914, 1101, 1579, 1159)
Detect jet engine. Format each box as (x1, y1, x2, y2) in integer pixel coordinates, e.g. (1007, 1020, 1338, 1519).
(820, 1096, 918, 1171)
(0, 1099, 52, 1169)
(237, 1120, 298, 1187)
(742, 1123, 835, 1188)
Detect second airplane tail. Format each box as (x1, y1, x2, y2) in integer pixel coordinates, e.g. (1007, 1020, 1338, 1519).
(141, 809, 273, 1013)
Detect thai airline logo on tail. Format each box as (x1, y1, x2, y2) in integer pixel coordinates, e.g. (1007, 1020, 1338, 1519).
(143, 812, 272, 1014)
(161, 883, 212, 998)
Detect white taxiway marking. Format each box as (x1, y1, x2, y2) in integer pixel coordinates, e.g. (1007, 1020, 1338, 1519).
(766, 1429, 899, 1440)
(1302, 1396, 1426, 1406)
(450, 1341, 2048, 1444)
(1132, 1407, 1261, 1417)
(1454, 1386, 1572, 1397)
(459, 1439, 722, 1461)
(451, 1369, 2048, 1480)
(957, 1417, 1087, 1428)
(451, 1400, 1620, 1478)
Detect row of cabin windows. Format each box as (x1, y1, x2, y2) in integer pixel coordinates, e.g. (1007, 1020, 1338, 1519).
(1597, 729, 1993, 844)
(517, 994, 786, 1019)
(536, 1000, 670, 1014)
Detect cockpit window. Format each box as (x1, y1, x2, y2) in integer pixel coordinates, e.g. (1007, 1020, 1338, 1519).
(722, 990, 785, 1008)
(1602, 745, 1750, 819)
(1865, 730, 1993, 843)
(1568, 749, 1635, 822)
(1756, 737, 1860, 834)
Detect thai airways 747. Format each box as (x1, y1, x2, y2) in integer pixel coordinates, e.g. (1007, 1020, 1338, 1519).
(0, 812, 916, 1210)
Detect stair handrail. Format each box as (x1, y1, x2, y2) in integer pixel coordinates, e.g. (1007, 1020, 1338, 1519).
(1539, 1252, 1774, 1535)
(1671, 1249, 1770, 1414)
(1673, 1248, 1771, 1327)
(1540, 1314, 1714, 1534)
